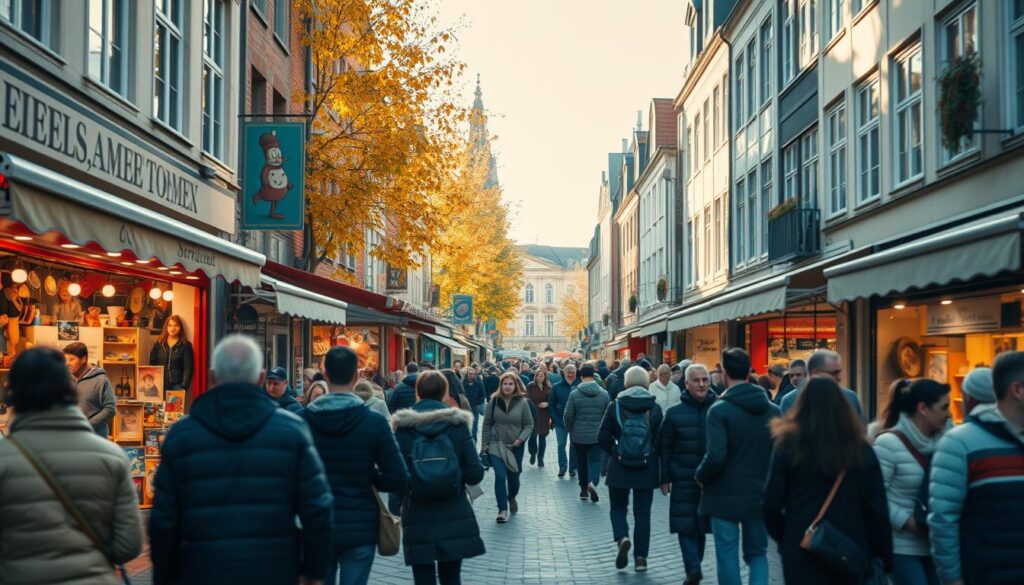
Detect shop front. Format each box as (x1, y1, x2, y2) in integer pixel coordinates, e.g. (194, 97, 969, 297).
(826, 208, 1024, 420)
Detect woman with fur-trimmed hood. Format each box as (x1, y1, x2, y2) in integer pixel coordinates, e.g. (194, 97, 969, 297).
(393, 370, 486, 585)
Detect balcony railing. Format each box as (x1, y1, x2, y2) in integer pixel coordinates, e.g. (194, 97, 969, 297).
(768, 207, 821, 263)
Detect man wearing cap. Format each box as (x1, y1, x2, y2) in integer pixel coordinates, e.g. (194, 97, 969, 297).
(266, 367, 303, 414)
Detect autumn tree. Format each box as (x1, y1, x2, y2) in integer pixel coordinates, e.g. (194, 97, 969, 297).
(560, 271, 589, 344)
(296, 0, 468, 271)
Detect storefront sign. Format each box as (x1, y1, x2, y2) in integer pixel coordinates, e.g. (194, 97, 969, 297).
(386, 265, 407, 291)
(453, 294, 473, 325)
(0, 61, 236, 233)
(926, 296, 1001, 335)
(242, 122, 306, 230)
(312, 325, 381, 373)
(689, 325, 720, 369)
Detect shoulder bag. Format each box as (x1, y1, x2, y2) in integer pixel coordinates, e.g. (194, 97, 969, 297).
(800, 470, 868, 580)
(8, 438, 132, 584)
(372, 487, 401, 556)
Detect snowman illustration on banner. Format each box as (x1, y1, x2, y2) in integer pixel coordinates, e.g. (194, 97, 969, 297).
(251, 131, 294, 220)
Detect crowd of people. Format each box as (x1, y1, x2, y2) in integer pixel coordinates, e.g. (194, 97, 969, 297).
(0, 337, 1022, 585)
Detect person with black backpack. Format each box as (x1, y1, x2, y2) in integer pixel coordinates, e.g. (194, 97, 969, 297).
(598, 365, 663, 573)
(393, 370, 486, 585)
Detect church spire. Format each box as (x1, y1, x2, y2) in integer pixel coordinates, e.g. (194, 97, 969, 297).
(469, 74, 499, 189)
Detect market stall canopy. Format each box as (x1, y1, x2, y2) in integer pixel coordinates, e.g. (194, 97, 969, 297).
(421, 331, 470, 355)
(260, 276, 347, 325)
(0, 154, 264, 287)
(825, 209, 1023, 304)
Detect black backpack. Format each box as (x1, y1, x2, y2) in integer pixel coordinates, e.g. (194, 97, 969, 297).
(614, 402, 652, 468)
(409, 429, 463, 501)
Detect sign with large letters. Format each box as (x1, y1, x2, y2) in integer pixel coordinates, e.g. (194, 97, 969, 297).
(242, 121, 306, 230)
(0, 60, 236, 233)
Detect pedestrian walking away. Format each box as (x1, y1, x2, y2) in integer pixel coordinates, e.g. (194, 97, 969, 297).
(302, 346, 410, 585)
(463, 367, 488, 441)
(659, 363, 717, 585)
(392, 370, 486, 585)
(599, 365, 663, 573)
(0, 348, 144, 585)
(549, 364, 579, 478)
(149, 335, 334, 584)
(764, 377, 893, 584)
(480, 371, 534, 522)
(873, 379, 949, 585)
(564, 364, 611, 502)
(696, 348, 780, 585)
(526, 368, 552, 466)
(929, 351, 1024, 585)
(389, 362, 421, 414)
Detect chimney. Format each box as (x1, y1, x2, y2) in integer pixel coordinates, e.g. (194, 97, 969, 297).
(636, 110, 643, 131)
(601, 170, 607, 183)
(621, 138, 628, 152)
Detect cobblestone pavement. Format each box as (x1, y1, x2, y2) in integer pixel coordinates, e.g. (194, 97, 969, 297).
(131, 453, 783, 584)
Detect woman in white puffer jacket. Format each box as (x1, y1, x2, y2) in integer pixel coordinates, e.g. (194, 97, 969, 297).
(873, 378, 950, 585)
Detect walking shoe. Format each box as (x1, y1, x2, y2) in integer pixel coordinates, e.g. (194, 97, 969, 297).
(569, 470, 577, 478)
(615, 537, 631, 569)
(538, 461, 545, 467)
(529, 454, 536, 465)
(579, 489, 589, 501)
(509, 496, 518, 514)
(496, 511, 508, 523)
(683, 570, 703, 585)
(634, 557, 647, 572)
(587, 483, 600, 503)
(558, 470, 566, 478)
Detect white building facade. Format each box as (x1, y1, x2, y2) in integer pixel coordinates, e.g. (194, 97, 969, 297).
(505, 246, 588, 353)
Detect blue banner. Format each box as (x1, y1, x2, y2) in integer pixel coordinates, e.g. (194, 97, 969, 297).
(452, 294, 473, 325)
(242, 122, 306, 230)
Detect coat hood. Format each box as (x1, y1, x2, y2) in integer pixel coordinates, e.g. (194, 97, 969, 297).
(10, 405, 94, 434)
(189, 383, 279, 441)
(393, 399, 472, 437)
(721, 383, 772, 414)
(303, 392, 370, 436)
(576, 380, 604, 397)
(401, 373, 418, 387)
(617, 386, 657, 412)
(77, 366, 109, 382)
(972, 403, 1024, 447)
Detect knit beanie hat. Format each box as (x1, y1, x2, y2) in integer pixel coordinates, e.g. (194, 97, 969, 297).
(962, 367, 995, 404)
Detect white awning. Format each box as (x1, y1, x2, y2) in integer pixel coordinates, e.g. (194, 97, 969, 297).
(825, 210, 1023, 304)
(0, 153, 264, 286)
(667, 275, 789, 332)
(634, 317, 668, 338)
(422, 331, 470, 355)
(260, 276, 347, 325)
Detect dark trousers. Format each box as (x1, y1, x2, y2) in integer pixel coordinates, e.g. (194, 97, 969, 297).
(573, 442, 602, 491)
(608, 487, 654, 558)
(528, 432, 547, 463)
(412, 560, 462, 585)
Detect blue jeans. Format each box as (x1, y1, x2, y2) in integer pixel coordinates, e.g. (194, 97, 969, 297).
(608, 487, 653, 557)
(572, 442, 602, 489)
(471, 404, 484, 442)
(325, 544, 375, 585)
(710, 516, 769, 585)
(678, 532, 706, 576)
(552, 425, 577, 473)
(528, 432, 547, 464)
(890, 554, 939, 585)
(490, 444, 525, 512)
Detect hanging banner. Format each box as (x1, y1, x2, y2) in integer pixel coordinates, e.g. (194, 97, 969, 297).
(386, 265, 408, 291)
(452, 294, 473, 324)
(242, 121, 305, 230)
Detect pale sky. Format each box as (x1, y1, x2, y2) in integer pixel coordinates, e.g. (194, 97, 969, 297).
(435, 0, 690, 248)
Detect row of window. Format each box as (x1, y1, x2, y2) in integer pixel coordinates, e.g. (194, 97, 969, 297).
(685, 194, 727, 287)
(524, 283, 570, 305)
(521, 314, 556, 337)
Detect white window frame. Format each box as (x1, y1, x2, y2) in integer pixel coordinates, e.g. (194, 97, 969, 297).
(202, 0, 225, 159)
(828, 0, 845, 41)
(1011, 1, 1024, 131)
(88, 0, 130, 97)
(154, 0, 184, 132)
(713, 196, 722, 273)
(735, 51, 746, 124)
(782, 0, 796, 83)
(525, 315, 535, 337)
(855, 76, 880, 204)
(826, 101, 848, 216)
(746, 169, 758, 262)
(703, 98, 711, 161)
(544, 282, 553, 304)
(704, 206, 712, 279)
(893, 44, 924, 187)
(694, 114, 702, 166)
(1, 0, 50, 45)
(721, 73, 729, 145)
(544, 314, 554, 337)
(686, 219, 694, 287)
(735, 178, 746, 265)
(760, 16, 773, 107)
(693, 214, 701, 283)
(760, 157, 773, 256)
(940, 3, 979, 165)
(801, 127, 819, 206)
(747, 38, 757, 121)
(713, 86, 720, 147)
(525, 283, 534, 304)
(798, 0, 818, 70)
(783, 141, 799, 201)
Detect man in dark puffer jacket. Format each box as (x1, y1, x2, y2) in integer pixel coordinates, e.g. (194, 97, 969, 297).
(149, 335, 333, 585)
(659, 363, 717, 585)
(304, 346, 409, 585)
(387, 362, 420, 413)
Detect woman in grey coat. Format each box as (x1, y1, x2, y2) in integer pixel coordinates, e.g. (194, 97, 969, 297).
(481, 371, 534, 523)
(564, 364, 610, 502)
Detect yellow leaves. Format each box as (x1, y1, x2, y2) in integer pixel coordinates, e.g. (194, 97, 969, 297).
(559, 272, 589, 339)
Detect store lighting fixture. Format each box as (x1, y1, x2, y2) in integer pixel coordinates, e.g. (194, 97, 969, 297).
(136, 259, 151, 264)
(169, 271, 181, 275)
(162, 290, 174, 302)
(120, 262, 133, 266)
(88, 254, 102, 259)
(893, 302, 906, 310)
(106, 252, 122, 257)
(60, 244, 80, 249)
(13, 236, 31, 241)
(102, 284, 115, 297)
(185, 276, 199, 281)
(149, 287, 162, 300)
(67, 282, 81, 297)
(157, 267, 169, 271)
(10, 268, 27, 284)
(941, 299, 953, 305)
